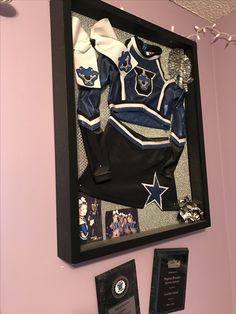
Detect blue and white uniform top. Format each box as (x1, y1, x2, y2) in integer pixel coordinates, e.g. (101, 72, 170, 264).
(72, 16, 187, 184)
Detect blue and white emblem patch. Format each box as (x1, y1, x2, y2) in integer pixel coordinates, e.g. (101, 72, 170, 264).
(118, 51, 132, 73)
(112, 276, 129, 299)
(76, 66, 98, 87)
(134, 67, 155, 96)
(142, 172, 169, 210)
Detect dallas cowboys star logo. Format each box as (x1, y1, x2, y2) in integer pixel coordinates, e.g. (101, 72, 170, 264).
(142, 172, 169, 210)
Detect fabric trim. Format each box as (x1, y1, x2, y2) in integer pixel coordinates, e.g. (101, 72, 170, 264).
(109, 103, 171, 126)
(78, 114, 101, 131)
(108, 116, 171, 149)
(157, 79, 175, 111)
(170, 132, 186, 146)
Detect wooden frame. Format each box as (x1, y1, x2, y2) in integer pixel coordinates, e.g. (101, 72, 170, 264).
(50, 0, 210, 264)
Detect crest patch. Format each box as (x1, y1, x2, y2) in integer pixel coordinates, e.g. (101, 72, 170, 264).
(134, 67, 155, 96)
(76, 66, 98, 86)
(118, 51, 132, 73)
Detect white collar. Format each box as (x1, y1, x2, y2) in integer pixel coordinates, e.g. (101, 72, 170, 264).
(91, 18, 138, 76)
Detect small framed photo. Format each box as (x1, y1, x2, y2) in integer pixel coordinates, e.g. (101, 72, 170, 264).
(78, 193, 102, 244)
(105, 208, 139, 239)
(149, 248, 189, 314)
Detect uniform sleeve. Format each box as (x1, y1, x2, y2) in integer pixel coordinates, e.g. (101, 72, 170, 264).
(169, 87, 186, 146)
(77, 55, 117, 183)
(161, 87, 186, 179)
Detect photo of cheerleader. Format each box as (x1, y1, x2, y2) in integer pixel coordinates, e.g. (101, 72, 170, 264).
(78, 194, 102, 244)
(106, 208, 139, 239)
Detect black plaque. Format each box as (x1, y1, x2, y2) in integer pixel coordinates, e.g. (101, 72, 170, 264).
(149, 248, 189, 314)
(95, 260, 140, 314)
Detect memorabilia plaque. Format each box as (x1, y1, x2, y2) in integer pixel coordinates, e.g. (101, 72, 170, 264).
(95, 260, 140, 314)
(149, 248, 189, 314)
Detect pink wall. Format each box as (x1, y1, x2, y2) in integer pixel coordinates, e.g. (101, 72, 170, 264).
(0, 0, 234, 313)
(212, 10, 236, 314)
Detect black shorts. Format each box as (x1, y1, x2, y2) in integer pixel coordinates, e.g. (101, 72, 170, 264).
(79, 123, 183, 210)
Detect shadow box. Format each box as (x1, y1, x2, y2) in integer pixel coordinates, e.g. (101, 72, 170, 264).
(50, 0, 211, 264)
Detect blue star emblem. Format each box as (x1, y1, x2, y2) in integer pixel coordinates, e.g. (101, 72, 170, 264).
(142, 172, 169, 210)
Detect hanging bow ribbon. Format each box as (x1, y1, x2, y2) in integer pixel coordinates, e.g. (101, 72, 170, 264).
(72, 15, 138, 88)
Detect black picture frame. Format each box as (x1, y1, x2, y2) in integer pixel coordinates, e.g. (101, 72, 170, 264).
(149, 248, 189, 314)
(50, 0, 211, 264)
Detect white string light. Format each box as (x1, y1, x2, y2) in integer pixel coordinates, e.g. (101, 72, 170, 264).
(187, 24, 236, 47)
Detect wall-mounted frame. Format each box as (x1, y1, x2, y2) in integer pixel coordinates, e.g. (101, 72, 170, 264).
(50, 0, 211, 264)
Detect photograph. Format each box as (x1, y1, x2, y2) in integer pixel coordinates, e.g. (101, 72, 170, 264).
(78, 193, 102, 244)
(106, 208, 139, 239)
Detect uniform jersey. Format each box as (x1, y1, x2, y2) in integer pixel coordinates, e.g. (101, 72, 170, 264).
(74, 18, 187, 210)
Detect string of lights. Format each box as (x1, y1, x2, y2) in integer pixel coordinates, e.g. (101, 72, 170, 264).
(2, 1, 235, 48)
(187, 24, 236, 47)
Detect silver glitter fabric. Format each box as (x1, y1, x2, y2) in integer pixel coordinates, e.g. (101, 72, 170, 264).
(168, 48, 193, 92)
(73, 12, 192, 245)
